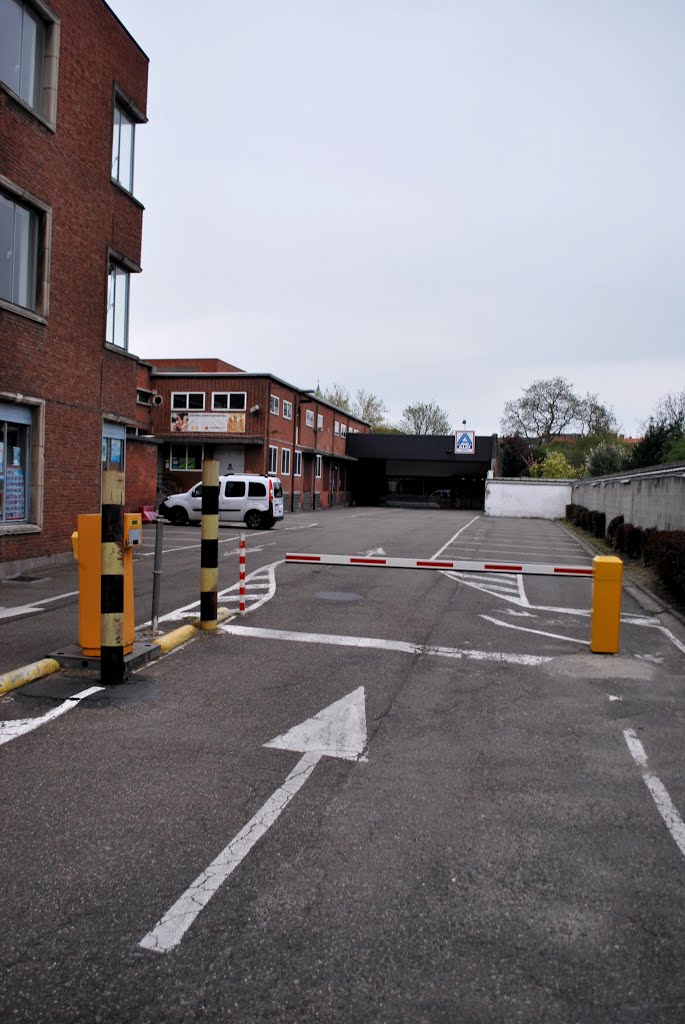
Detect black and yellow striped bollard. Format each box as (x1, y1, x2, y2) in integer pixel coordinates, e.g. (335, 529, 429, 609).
(199, 459, 220, 629)
(101, 470, 126, 684)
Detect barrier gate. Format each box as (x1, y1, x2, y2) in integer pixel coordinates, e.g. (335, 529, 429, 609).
(285, 552, 623, 654)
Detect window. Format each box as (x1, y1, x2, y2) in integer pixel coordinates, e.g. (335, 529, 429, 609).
(0, 0, 45, 112)
(305, 409, 314, 428)
(224, 480, 246, 498)
(268, 445, 278, 474)
(102, 422, 125, 471)
(136, 389, 152, 406)
(315, 455, 322, 478)
(317, 414, 324, 431)
(0, 190, 41, 312)
(172, 392, 205, 410)
(212, 391, 246, 411)
(112, 101, 135, 192)
(270, 394, 279, 415)
(248, 481, 267, 497)
(334, 420, 339, 435)
(0, 403, 31, 522)
(341, 424, 347, 438)
(170, 444, 202, 470)
(281, 448, 291, 476)
(283, 400, 293, 420)
(106, 262, 129, 348)
(294, 451, 302, 477)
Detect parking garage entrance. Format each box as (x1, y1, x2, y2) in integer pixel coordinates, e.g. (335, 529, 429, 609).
(346, 434, 499, 510)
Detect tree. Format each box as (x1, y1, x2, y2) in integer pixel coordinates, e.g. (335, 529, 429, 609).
(399, 401, 451, 434)
(321, 382, 352, 412)
(529, 450, 584, 479)
(500, 377, 580, 442)
(585, 440, 630, 477)
(577, 393, 618, 437)
(654, 390, 685, 434)
(353, 388, 389, 429)
(499, 435, 542, 477)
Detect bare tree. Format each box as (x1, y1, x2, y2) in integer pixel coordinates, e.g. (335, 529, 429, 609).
(352, 388, 389, 429)
(577, 393, 618, 436)
(321, 382, 352, 412)
(653, 390, 685, 433)
(500, 377, 580, 442)
(400, 401, 451, 434)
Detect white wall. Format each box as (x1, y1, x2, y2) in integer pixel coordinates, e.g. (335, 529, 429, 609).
(485, 479, 572, 519)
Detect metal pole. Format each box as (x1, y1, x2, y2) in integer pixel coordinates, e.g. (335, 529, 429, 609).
(199, 458, 220, 630)
(151, 515, 163, 632)
(101, 470, 125, 684)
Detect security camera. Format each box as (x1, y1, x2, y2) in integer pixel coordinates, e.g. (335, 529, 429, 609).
(250, 404, 260, 413)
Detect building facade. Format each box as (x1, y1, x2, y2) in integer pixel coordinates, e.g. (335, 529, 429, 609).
(0, 0, 156, 577)
(147, 359, 369, 511)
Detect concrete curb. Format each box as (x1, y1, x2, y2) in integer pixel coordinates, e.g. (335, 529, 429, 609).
(0, 608, 234, 696)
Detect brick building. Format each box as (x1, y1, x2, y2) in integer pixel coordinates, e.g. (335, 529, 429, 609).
(147, 359, 369, 511)
(0, 0, 156, 577)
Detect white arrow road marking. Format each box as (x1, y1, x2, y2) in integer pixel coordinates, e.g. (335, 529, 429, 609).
(222, 624, 551, 666)
(0, 589, 80, 621)
(480, 614, 588, 645)
(140, 687, 367, 954)
(0, 686, 104, 746)
(623, 729, 685, 860)
(361, 547, 386, 557)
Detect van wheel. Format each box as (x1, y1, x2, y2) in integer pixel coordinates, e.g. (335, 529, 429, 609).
(170, 507, 189, 525)
(245, 510, 262, 530)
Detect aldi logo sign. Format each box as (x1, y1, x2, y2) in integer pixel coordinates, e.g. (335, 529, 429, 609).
(455, 430, 475, 454)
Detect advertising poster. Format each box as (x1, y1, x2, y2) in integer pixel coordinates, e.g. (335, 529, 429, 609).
(171, 412, 246, 434)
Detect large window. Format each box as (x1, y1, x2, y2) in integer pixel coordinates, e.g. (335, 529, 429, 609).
(212, 392, 246, 411)
(293, 451, 302, 477)
(281, 448, 291, 476)
(112, 101, 135, 192)
(0, 190, 40, 312)
(270, 395, 279, 415)
(170, 444, 202, 470)
(172, 392, 205, 410)
(0, 0, 46, 112)
(0, 403, 31, 523)
(102, 422, 125, 471)
(305, 410, 314, 428)
(283, 400, 293, 420)
(268, 445, 278, 474)
(106, 262, 129, 348)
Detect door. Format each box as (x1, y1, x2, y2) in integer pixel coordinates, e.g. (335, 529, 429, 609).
(219, 479, 246, 521)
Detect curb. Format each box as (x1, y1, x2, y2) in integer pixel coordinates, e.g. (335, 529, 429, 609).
(0, 608, 234, 697)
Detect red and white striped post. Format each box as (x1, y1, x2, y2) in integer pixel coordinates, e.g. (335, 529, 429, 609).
(239, 532, 246, 615)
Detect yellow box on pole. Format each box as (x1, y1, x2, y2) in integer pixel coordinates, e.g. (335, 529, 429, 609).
(72, 513, 139, 656)
(590, 555, 623, 654)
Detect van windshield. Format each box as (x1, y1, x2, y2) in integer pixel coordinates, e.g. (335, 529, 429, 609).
(272, 481, 283, 498)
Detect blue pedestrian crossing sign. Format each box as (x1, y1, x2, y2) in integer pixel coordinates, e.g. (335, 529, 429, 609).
(455, 430, 475, 454)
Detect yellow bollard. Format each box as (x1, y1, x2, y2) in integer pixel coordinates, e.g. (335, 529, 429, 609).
(590, 556, 623, 654)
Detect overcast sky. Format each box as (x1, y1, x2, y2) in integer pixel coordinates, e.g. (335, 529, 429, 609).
(109, 0, 684, 436)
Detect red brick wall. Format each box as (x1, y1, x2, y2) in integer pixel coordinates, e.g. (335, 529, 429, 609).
(125, 440, 158, 511)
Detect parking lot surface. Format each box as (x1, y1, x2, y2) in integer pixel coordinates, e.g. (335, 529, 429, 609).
(2, 510, 685, 1022)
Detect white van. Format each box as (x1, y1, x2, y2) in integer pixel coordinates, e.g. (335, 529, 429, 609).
(159, 475, 284, 529)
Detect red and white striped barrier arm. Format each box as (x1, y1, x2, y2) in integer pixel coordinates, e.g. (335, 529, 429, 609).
(285, 553, 594, 577)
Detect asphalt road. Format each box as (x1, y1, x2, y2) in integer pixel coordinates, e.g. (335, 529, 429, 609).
(2, 509, 685, 1023)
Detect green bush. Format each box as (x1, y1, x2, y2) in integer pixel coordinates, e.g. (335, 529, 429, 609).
(653, 532, 685, 603)
(565, 503, 576, 521)
(607, 515, 624, 545)
(591, 511, 606, 539)
(642, 528, 658, 565)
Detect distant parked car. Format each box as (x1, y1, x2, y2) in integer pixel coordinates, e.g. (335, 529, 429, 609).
(159, 474, 284, 529)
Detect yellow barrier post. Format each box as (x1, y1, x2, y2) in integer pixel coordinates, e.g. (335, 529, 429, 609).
(199, 458, 220, 630)
(590, 555, 623, 654)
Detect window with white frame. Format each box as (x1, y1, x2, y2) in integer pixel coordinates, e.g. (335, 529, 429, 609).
(315, 454, 322, 478)
(0, 401, 32, 522)
(270, 394, 279, 415)
(136, 389, 152, 406)
(283, 400, 293, 420)
(293, 451, 302, 477)
(106, 262, 130, 348)
(111, 101, 135, 193)
(281, 448, 291, 476)
(305, 409, 314, 428)
(169, 444, 203, 470)
(341, 424, 347, 438)
(0, 0, 60, 126)
(0, 187, 46, 313)
(334, 420, 339, 435)
(172, 392, 205, 410)
(268, 445, 278, 474)
(212, 391, 246, 411)
(317, 413, 324, 431)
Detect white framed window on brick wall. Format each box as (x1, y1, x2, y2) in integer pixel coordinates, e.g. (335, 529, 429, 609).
(270, 394, 279, 415)
(106, 261, 130, 349)
(341, 424, 347, 438)
(0, 0, 61, 128)
(112, 100, 135, 193)
(317, 413, 324, 431)
(171, 392, 205, 410)
(334, 420, 339, 435)
(0, 400, 32, 523)
(281, 448, 291, 476)
(268, 445, 278, 474)
(315, 454, 322, 478)
(212, 391, 246, 411)
(294, 451, 302, 477)
(305, 409, 314, 428)
(283, 400, 293, 420)
(0, 182, 50, 317)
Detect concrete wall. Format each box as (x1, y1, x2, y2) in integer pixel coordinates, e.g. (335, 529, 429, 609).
(485, 479, 573, 519)
(572, 465, 685, 531)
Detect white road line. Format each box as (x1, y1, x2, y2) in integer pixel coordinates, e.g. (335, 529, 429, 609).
(431, 515, 480, 559)
(222, 624, 551, 666)
(143, 561, 283, 627)
(480, 615, 588, 645)
(0, 589, 80, 621)
(516, 575, 530, 607)
(138, 538, 240, 559)
(140, 750, 321, 953)
(623, 729, 685, 860)
(628, 621, 685, 657)
(0, 686, 104, 746)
